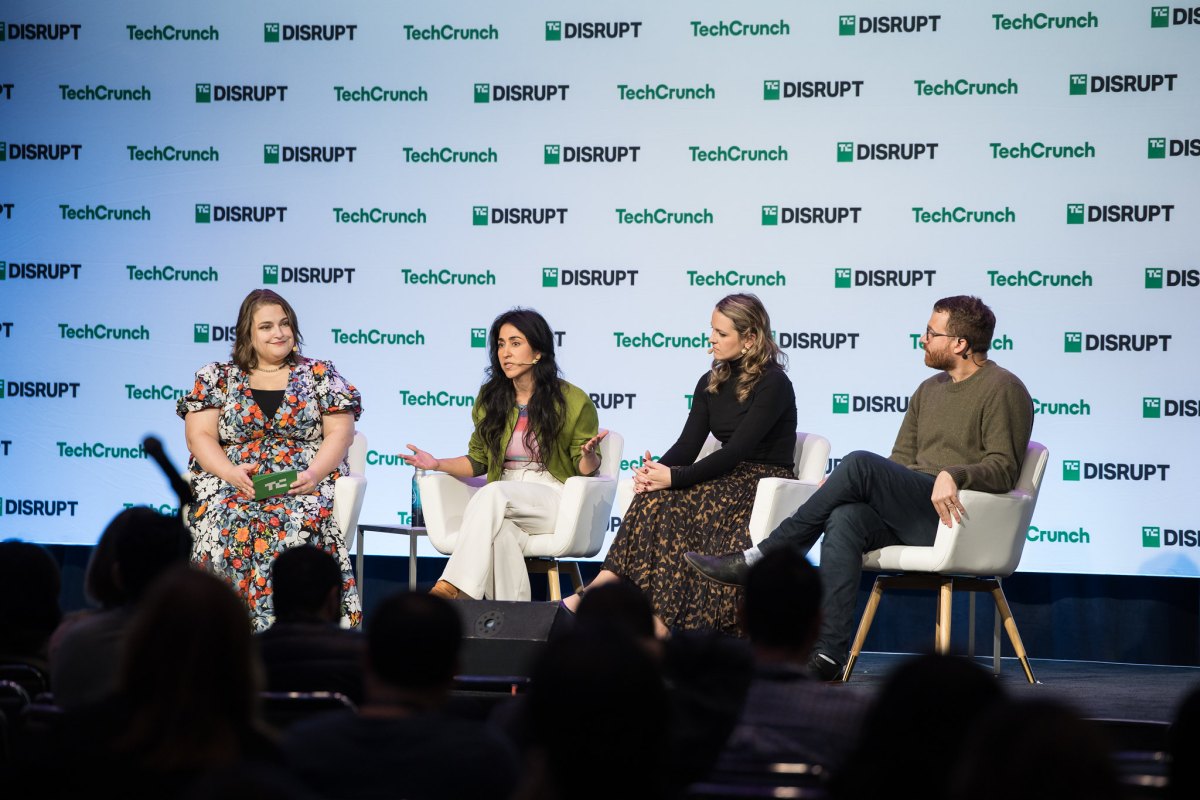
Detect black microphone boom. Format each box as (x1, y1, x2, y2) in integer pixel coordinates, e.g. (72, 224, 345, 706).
(143, 435, 196, 510)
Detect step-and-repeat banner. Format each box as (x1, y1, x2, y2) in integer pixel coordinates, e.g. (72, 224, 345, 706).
(2, 2, 1197, 577)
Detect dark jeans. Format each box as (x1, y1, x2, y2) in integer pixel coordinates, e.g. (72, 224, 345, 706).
(758, 451, 939, 659)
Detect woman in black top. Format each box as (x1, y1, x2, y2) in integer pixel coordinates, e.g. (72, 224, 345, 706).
(566, 294, 797, 635)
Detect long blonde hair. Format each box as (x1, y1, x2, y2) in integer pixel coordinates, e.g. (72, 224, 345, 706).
(706, 293, 787, 402)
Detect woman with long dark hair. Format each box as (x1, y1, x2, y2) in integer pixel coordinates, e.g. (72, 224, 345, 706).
(403, 308, 605, 601)
(564, 294, 796, 636)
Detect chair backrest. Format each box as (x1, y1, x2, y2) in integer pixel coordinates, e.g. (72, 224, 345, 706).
(698, 432, 830, 481)
(596, 430, 623, 480)
(346, 430, 367, 475)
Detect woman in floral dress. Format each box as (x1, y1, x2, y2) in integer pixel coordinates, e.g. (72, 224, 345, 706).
(177, 289, 363, 630)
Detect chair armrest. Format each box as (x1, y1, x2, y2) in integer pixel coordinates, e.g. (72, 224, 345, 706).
(748, 477, 821, 546)
(332, 474, 367, 543)
(930, 488, 1036, 576)
(419, 472, 484, 554)
(524, 476, 617, 559)
(614, 478, 636, 520)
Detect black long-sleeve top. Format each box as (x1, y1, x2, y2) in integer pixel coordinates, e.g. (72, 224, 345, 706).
(659, 362, 798, 490)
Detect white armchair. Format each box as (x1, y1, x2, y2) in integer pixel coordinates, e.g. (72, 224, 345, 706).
(614, 431, 831, 545)
(842, 440, 1050, 684)
(333, 431, 369, 555)
(419, 431, 625, 600)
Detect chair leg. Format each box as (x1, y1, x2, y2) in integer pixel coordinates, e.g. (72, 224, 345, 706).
(567, 562, 585, 595)
(991, 583, 1036, 684)
(935, 579, 953, 654)
(843, 578, 885, 681)
(546, 561, 562, 601)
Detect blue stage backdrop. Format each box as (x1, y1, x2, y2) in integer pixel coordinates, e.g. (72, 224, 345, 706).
(2, 2, 1198, 578)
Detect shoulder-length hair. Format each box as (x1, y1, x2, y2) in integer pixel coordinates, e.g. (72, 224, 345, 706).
(706, 293, 787, 403)
(231, 289, 304, 371)
(476, 308, 566, 464)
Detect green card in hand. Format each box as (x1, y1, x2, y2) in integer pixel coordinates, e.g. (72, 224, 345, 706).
(252, 470, 297, 500)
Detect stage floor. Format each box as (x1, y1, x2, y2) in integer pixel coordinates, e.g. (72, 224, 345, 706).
(841, 652, 1200, 724)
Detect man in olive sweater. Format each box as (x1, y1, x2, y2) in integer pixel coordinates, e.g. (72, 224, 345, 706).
(686, 296, 1034, 680)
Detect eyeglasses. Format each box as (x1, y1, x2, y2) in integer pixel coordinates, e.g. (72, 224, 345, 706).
(924, 326, 961, 341)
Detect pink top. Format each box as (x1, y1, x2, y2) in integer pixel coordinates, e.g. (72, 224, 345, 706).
(503, 404, 542, 470)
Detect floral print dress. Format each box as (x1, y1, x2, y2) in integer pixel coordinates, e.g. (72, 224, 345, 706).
(176, 358, 363, 631)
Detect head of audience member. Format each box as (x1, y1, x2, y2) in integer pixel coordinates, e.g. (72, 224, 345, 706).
(269, 545, 342, 624)
(0, 540, 63, 663)
(526, 630, 670, 800)
(232, 288, 304, 371)
(575, 578, 660, 658)
(1169, 685, 1200, 800)
(949, 698, 1122, 800)
(831, 653, 1006, 800)
(85, 507, 191, 610)
(933, 295, 996, 357)
(739, 546, 821, 663)
(365, 591, 461, 710)
(115, 565, 263, 770)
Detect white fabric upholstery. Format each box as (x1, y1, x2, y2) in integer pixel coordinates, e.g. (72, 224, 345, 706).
(333, 431, 369, 550)
(420, 431, 624, 560)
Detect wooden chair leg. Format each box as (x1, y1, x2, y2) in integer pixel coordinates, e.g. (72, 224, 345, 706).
(935, 579, 953, 654)
(843, 578, 886, 681)
(991, 584, 1036, 683)
(546, 561, 562, 601)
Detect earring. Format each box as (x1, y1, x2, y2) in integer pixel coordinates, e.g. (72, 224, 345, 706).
(740, 345, 750, 355)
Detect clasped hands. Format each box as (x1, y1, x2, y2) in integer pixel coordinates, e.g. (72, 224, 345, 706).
(633, 450, 671, 494)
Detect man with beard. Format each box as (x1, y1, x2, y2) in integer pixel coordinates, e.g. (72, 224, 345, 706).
(685, 296, 1033, 682)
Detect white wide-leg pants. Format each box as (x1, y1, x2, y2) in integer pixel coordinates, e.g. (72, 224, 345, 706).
(440, 468, 563, 601)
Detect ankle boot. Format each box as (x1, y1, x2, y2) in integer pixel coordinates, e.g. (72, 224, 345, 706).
(429, 579, 462, 600)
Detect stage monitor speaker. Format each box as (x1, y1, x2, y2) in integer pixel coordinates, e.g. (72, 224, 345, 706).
(454, 599, 574, 677)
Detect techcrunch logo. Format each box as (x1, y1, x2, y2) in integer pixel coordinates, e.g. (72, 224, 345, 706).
(775, 332, 859, 350)
(474, 83, 569, 102)
(398, 390, 472, 407)
(195, 83, 287, 102)
(914, 79, 1018, 96)
(687, 269, 784, 288)
(265, 145, 356, 164)
(1152, 6, 1200, 26)
(193, 324, 236, 343)
(990, 141, 1095, 159)
(692, 19, 790, 37)
(762, 206, 861, 224)
(127, 24, 218, 41)
(1062, 460, 1170, 481)
(992, 13, 1098, 30)
(1026, 526, 1090, 544)
(59, 84, 150, 101)
(127, 145, 218, 162)
(589, 393, 636, 410)
(470, 328, 566, 348)
(1063, 332, 1170, 352)
(613, 331, 710, 349)
(474, 206, 566, 225)
(1142, 397, 1200, 418)
(333, 207, 426, 224)
(543, 268, 638, 287)
(839, 15, 940, 34)
(989, 269, 1092, 288)
(264, 23, 356, 42)
(332, 328, 425, 346)
(1145, 268, 1200, 288)
(59, 204, 150, 222)
(0, 380, 81, 399)
(689, 145, 788, 163)
(831, 393, 910, 414)
(912, 206, 1015, 223)
(404, 24, 498, 41)
(406, 147, 497, 164)
(1, 262, 82, 280)
(59, 323, 149, 341)
(403, 268, 495, 286)
(0, 498, 79, 518)
(616, 208, 712, 225)
(763, 80, 863, 100)
(1148, 137, 1200, 158)
(617, 83, 715, 101)
(367, 450, 406, 467)
(1033, 398, 1090, 415)
(128, 264, 217, 282)
(835, 268, 936, 288)
(912, 334, 1012, 350)
(2, 23, 81, 41)
(57, 441, 146, 459)
(837, 142, 938, 161)
(546, 21, 641, 40)
(334, 85, 427, 102)
(195, 204, 286, 223)
(263, 265, 355, 285)
(0, 143, 81, 161)
(1141, 527, 1200, 548)
(545, 145, 640, 164)
(1069, 73, 1177, 94)
(1066, 204, 1174, 223)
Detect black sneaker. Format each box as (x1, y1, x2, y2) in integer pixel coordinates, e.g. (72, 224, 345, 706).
(806, 652, 845, 682)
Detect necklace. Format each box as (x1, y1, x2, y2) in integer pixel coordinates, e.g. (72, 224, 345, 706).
(254, 362, 289, 373)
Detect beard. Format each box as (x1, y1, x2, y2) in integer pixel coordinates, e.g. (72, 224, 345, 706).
(924, 346, 958, 371)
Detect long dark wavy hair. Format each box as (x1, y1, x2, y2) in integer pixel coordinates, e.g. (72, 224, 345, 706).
(476, 308, 566, 464)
